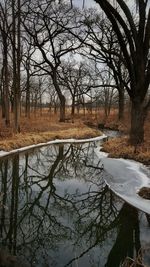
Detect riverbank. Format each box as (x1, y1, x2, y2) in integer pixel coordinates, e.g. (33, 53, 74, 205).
(0, 121, 101, 151)
(1, 126, 149, 166)
(103, 136, 150, 165)
(97, 112, 150, 165)
(0, 111, 149, 165)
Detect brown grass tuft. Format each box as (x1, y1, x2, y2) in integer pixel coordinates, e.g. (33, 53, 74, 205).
(103, 136, 150, 165)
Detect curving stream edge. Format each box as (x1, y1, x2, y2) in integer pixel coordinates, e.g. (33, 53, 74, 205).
(0, 134, 107, 158)
(0, 133, 150, 214)
(95, 146, 150, 215)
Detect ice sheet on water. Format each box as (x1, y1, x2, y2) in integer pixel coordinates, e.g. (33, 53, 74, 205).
(1, 133, 149, 214)
(100, 156, 150, 214)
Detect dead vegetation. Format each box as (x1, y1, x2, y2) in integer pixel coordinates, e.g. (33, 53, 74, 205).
(0, 108, 149, 166)
(100, 111, 150, 165)
(122, 248, 149, 267)
(103, 136, 150, 165)
(138, 187, 150, 200)
(0, 111, 101, 151)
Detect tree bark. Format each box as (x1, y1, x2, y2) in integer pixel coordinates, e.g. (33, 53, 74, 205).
(12, 0, 21, 133)
(52, 72, 66, 122)
(16, 0, 21, 132)
(129, 100, 146, 145)
(93, 0, 150, 146)
(2, 22, 10, 126)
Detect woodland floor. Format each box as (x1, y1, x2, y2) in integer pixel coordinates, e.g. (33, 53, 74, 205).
(0, 108, 149, 165)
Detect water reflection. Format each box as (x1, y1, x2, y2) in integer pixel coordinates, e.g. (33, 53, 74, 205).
(0, 142, 149, 267)
(105, 204, 141, 267)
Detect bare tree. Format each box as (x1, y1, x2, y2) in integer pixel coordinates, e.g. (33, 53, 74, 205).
(11, 0, 21, 132)
(22, 35, 37, 118)
(94, 70, 118, 118)
(59, 60, 93, 121)
(0, 0, 10, 126)
(23, 1, 83, 122)
(93, 0, 150, 145)
(80, 11, 128, 121)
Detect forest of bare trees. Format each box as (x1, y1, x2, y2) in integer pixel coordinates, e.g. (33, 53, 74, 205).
(0, 0, 150, 145)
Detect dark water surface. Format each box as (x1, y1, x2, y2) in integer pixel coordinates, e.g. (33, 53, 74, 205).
(0, 142, 149, 267)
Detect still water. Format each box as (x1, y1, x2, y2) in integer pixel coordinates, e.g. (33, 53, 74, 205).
(0, 141, 149, 267)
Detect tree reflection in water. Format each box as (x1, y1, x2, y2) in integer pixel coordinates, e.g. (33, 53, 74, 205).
(0, 142, 149, 267)
(105, 204, 141, 267)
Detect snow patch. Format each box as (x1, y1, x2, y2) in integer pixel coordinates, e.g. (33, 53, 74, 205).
(0, 134, 107, 158)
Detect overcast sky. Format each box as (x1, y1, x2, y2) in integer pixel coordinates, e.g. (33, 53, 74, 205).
(73, 0, 99, 9)
(72, 0, 150, 11)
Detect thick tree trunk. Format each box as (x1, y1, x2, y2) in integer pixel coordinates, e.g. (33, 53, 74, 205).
(129, 101, 146, 145)
(52, 72, 66, 122)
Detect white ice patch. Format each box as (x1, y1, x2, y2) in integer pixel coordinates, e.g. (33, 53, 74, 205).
(99, 156, 150, 214)
(1, 133, 150, 214)
(0, 134, 107, 158)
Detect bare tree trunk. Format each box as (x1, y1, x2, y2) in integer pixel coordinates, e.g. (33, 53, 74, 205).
(52, 72, 66, 122)
(129, 100, 147, 145)
(12, 0, 20, 133)
(2, 21, 10, 126)
(12, 0, 17, 130)
(12, 0, 20, 132)
(16, 0, 21, 131)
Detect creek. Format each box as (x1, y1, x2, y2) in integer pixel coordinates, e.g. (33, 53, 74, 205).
(0, 134, 149, 267)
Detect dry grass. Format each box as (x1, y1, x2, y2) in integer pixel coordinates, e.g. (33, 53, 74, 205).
(85, 109, 150, 165)
(0, 112, 101, 151)
(103, 136, 150, 165)
(0, 108, 149, 165)
(102, 111, 150, 165)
